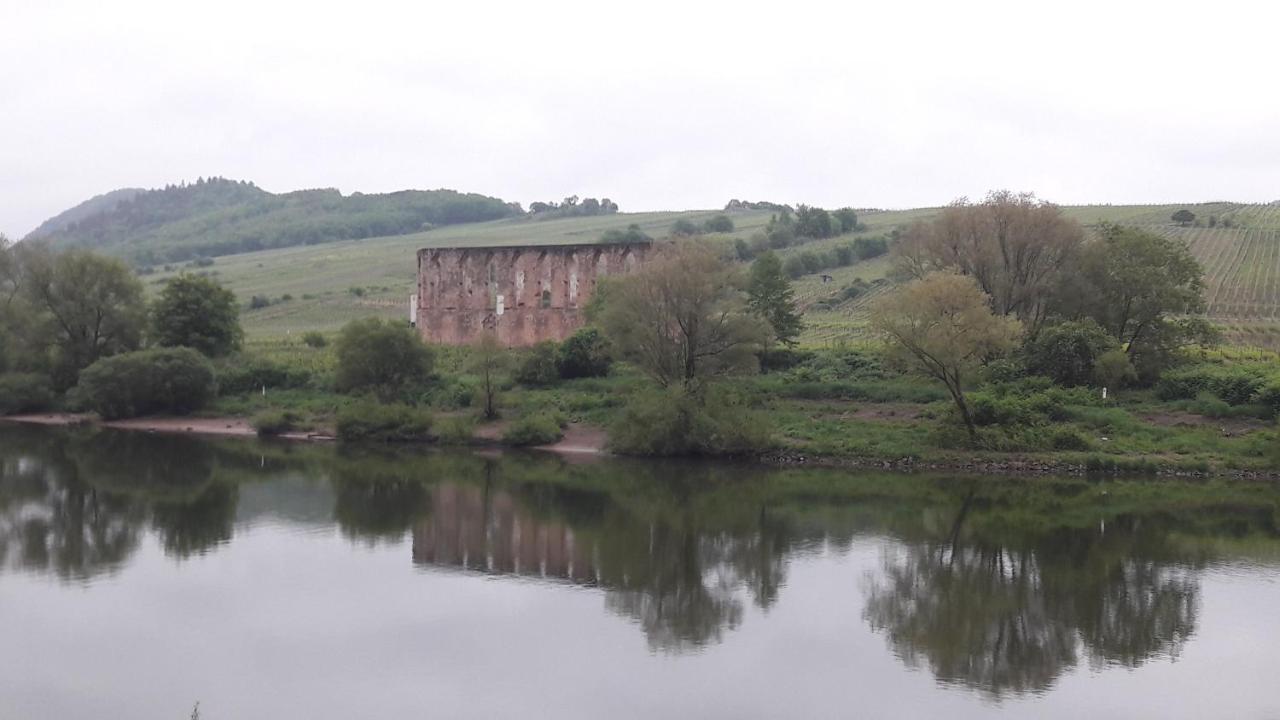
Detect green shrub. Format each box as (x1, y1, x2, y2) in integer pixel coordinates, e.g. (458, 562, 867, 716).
(252, 409, 301, 437)
(557, 327, 612, 379)
(514, 342, 560, 386)
(0, 373, 55, 415)
(1256, 378, 1280, 418)
(1023, 319, 1118, 387)
(302, 332, 328, 348)
(1050, 428, 1092, 451)
(1093, 349, 1137, 390)
(759, 348, 815, 373)
(502, 414, 565, 446)
(75, 347, 216, 419)
(1156, 364, 1272, 405)
(968, 381, 1099, 427)
(218, 356, 312, 395)
(334, 318, 434, 401)
(609, 386, 772, 456)
(335, 402, 431, 442)
(435, 415, 477, 444)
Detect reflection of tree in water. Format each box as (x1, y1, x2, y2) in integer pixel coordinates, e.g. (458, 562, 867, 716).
(0, 429, 145, 581)
(864, 492, 1201, 698)
(0, 427, 242, 578)
(408, 458, 796, 653)
(599, 513, 791, 652)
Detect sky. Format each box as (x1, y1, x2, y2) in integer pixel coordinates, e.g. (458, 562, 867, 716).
(2, 0, 1279, 238)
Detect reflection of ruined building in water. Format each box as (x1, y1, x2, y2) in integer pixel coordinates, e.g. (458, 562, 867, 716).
(415, 241, 649, 346)
(412, 483, 599, 584)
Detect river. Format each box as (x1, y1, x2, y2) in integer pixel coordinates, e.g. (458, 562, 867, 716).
(1, 424, 1278, 719)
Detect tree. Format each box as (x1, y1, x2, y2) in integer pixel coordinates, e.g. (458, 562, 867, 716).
(468, 332, 507, 419)
(150, 274, 243, 357)
(894, 191, 1084, 332)
(1060, 224, 1210, 381)
(747, 251, 803, 349)
(870, 272, 1021, 439)
(794, 205, 835, 239)
(22, 247, 146, 388)
(1171, 209, 1196, 226)
(598, 242, 763, 391)
(833, 207, 859, 233)
(1023, 319, 1118, 387)
(334, 318, 434, 401)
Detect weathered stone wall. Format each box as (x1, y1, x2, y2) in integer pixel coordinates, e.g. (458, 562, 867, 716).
(416, 241, 649, 346)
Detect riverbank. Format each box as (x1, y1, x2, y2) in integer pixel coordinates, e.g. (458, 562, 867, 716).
(0, 412, 610, 457)
(6, 408, 1279, 480)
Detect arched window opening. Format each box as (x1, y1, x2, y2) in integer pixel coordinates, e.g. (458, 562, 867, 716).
(540, 289, 552, 308)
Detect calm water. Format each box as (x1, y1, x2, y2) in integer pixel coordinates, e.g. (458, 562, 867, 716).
(1, 426, 1279, 719)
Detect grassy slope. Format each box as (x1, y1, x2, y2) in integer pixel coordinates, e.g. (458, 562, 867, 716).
(146, 201, 1280, 346)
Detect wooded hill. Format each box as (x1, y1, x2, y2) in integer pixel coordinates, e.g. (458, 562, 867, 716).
(26, 177, 520, 265)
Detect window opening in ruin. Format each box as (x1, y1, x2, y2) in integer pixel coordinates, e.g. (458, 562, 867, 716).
(540, 289, 551, 308)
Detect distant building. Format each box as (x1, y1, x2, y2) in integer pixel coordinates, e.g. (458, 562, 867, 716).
(415, 241, 649, 346)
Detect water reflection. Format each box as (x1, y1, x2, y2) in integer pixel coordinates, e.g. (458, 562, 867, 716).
(1, 424, 1278, 695)
(864, 486, 1206, 697)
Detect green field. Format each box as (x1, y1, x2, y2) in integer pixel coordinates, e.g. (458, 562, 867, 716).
(146, 201, 1280, 348)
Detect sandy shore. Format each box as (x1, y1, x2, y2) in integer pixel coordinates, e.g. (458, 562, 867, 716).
(1, 412, 608, 453)
(2, 413, 326, 441)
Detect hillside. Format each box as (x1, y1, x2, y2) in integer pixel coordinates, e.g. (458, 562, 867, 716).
(28, 178, 520, 264)
(25, 187, 144, 239)
(135, 200, 1280, 349)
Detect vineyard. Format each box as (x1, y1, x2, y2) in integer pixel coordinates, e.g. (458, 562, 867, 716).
(791, 201, 1280, 348)
(137, 196, 1280, 348)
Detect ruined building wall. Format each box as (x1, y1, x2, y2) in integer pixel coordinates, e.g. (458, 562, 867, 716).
(416, 242, 648, 346)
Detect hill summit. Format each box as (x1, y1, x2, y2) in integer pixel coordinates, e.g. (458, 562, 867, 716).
(27, 177, 520, 265)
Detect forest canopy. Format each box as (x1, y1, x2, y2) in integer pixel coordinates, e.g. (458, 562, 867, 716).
(28, 177, 521, 265)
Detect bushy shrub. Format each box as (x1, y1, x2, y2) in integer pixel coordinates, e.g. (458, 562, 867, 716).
(334, 318, 434, 400)
(671, 218, 701, 236)
(759, 348, 815, 373)
(557, 327, 612, 379)
(302, 332, 328, 348)
(514, 342, 560, 386)
(1049, 428, 1092, 451)
(788, 348, 884, 383)
(1023, 320, 1118, 387)
(75, 348, 215, 419)
(435, 415, 477, 444)
(217, 356, 312, 395)
(502, 414, 564, 446)
(1256, 378, 1280, 418)
(1093, 349, 1137, 390)
(609, 387, 771, 456)
(0, 373, 55, 415)
(967, 380, 1099, 427)
(252, 409, 301, 437)
(1155, 364, 1272, 405)
(851, 236, 889, 260)
(703, 214, 735, 233)
(335, 402, 431, 442)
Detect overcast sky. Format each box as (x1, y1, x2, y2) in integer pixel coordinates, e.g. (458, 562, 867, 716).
(2, 0, 1278, 237)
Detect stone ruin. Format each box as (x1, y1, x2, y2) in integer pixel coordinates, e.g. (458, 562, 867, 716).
(415, 241, 650, 346)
